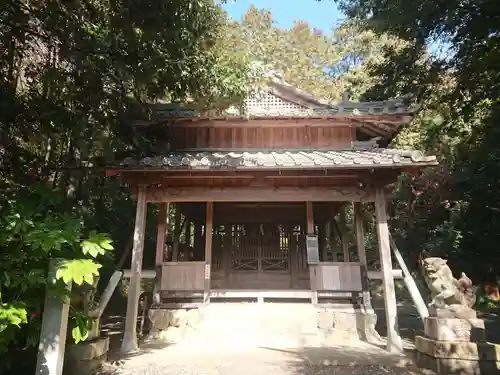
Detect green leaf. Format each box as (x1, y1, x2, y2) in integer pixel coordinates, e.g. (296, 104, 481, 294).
(72, 313, 92, 344)
(80, 232, 114, 258)
(0, 303, 28, 328)
(55, 259, 101, 285)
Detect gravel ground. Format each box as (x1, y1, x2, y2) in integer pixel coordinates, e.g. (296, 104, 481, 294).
(98, 339, 431, 375)
(102, 305, 500, 375)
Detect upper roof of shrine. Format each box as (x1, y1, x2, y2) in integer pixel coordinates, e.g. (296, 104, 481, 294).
(134, 77, 420, 140)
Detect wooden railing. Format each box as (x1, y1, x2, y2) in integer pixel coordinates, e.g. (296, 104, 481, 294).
(310, 262, 362, 291)
(160, 261, 205, 291)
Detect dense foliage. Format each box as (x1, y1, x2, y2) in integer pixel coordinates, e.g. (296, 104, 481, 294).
(0, 0, 253, 372)
(332, 0, 500, 280)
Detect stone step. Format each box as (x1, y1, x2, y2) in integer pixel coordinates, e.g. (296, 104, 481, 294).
(185, 303, 321, 349)
(149, 303, 368, 349)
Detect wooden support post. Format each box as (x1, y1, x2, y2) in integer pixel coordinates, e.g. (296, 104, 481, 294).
(204, 202, 213, 304)
(374, 188, 403, 353)
(390, 235, 429, 322)
(172, 205, 181, 261)
(306, 201, 318, 305)
(121, 186, 147, 355)
(354, 202, 382, 343)
(222, 223, 232, 288)
(340, 205, 350, 262)
(155, 203, 169, 266)
(154, 202, 169, 305)
(354, 202, 372, 311)
(194, 222, 203, 261)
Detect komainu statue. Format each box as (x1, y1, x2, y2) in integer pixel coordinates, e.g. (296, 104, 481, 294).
(421, 257, 476, 309)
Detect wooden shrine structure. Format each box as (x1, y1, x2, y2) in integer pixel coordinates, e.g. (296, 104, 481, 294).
(107, 79, 438, 354)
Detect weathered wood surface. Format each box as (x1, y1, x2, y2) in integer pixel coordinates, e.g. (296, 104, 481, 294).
(165, 120, 354, 150)
(390, 235, 429, 321)
(375, 187, 404, 353)
(306, 201, 319, 304)
(146, 186, 376, 203)
(155, 202, 169, 266)
(312, 263, 363, 291)
(211, 272, 295, 290)
(204, 202, 213, 303)
(160, 262, 205, 291)
(354, 202, 374, 313)
(121, 186, 147, 354)
(367, 269, 403, 280)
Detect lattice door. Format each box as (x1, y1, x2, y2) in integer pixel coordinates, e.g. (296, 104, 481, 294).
(231, 224, 259, 271)
(230, 223, 291, 273)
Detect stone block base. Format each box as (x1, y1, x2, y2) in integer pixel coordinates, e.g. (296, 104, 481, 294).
(416, 335, 500, 375)
(424, 317, 485, 342)
(316, 306, 380, 342)
(65, 337, 109, 375)
(148, 308, 201, 343)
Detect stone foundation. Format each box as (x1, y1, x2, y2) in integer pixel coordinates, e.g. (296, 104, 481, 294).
(316, 306, 380, 342)
(149, 305, 378, 347)
(416, 336, 500, 375)
(65, 336, 109, 375)
(416, 310, 500, 375)
(148, 308, 202, 343)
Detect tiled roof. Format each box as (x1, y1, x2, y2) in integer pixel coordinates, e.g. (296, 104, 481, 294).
(154, 100, 418, 119)
(119, 148, 437, 170)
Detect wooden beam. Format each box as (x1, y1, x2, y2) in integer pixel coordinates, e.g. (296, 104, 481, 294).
(374, 187, 403, 353)
(153, 116, 409, 127)
(146, 186, 375, 203)
(204, 202, 213, 304)
(367, 269, 404, 280)
(306, 201, 318, 305)
(121, 186, 147, 355)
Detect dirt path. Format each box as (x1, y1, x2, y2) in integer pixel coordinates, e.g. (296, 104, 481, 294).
(100, 342, 430, 375)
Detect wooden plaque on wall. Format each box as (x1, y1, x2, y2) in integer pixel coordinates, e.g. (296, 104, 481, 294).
(306, 235, 320, 264)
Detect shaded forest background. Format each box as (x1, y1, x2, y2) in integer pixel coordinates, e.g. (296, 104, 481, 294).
(1, 0, 499, 373)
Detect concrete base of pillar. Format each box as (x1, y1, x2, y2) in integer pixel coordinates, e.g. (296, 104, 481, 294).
(416, 335, 500, 375)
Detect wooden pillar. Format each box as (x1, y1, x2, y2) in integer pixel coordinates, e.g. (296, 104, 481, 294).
(222, 223, 232, 288)
(121, 186, 147, 354)
(354, 202, 372, 310)
(374, 188, 403, 353)
(172, 205, 181, 261)
(153, 202, 169, 305)
(204, 202, 213, 304)
(194, 222, 203, 261)
(340, 205, 350, 262)
(155, 203, 169, 266)
(306, 201, 318, 304)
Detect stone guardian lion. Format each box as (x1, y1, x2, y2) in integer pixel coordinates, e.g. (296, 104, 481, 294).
(420, 257, 476, 309)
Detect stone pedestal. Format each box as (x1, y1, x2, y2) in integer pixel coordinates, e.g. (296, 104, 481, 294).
(415, 308, 500, 375)
(65, 337, 110, 375)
